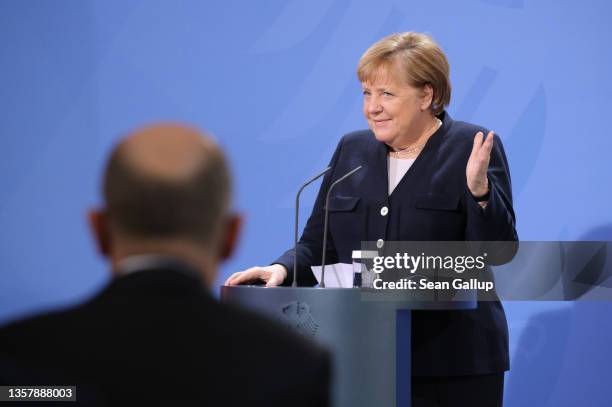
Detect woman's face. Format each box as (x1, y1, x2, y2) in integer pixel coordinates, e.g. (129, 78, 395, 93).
(362, 64, 431, 148)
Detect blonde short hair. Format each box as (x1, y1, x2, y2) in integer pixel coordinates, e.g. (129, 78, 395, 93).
(357, 32, 451, 115)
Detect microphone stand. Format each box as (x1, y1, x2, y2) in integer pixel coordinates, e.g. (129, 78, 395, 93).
(320, 165, 362, 288)
(292, 167, 331, 287)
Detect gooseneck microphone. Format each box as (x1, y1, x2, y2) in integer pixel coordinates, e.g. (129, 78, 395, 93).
(293, 167, 332, 287)
(320, 165, 363, 288)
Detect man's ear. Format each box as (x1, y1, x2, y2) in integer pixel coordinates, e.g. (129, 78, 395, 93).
(88, 209, 111, 257)
(219, 213, 242, 261)
(420, 84, 434, 111)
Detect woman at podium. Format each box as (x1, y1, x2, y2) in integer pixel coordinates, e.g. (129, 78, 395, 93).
(226, 32, 517, 407)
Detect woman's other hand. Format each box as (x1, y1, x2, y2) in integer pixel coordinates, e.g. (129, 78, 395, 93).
(224, 264, 288, 287)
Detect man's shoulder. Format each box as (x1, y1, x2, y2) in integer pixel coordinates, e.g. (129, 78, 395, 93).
(0, 304, 82, 341)
(0, 303, 90, 384)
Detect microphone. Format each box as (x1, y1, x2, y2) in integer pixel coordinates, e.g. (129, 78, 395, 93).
(292, 167, 332, 287)
(320, 165, 363, 288)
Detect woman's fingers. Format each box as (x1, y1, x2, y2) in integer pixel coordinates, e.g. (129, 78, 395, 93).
(224, 272, 241, 286)
(471, 131, 494, 168)
(472, 130, 494, 154)
(467, 131, 495, 197)
(480, 131, 494, 160)
(225, 265, 287, 287)
(225, 268, 261, 285)
(471, 131, 484, 158)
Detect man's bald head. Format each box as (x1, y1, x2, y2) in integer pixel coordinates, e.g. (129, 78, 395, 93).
(103, 124, 231, 246)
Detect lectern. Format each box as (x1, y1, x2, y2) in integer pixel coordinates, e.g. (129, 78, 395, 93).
(221, 286, 475, 407)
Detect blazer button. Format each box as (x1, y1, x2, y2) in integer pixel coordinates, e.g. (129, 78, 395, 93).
(376, 239, 384, 249)
(380, 206, 388, 216)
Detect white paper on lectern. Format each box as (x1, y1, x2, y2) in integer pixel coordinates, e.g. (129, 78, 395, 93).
(310, 263, 353, 288)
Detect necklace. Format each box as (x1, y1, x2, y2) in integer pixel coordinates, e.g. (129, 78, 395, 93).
(390, 118, 442, 159)
(391, 143, 426, 158)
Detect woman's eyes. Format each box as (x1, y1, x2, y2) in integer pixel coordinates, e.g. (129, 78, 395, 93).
(362, 90, 394, 97)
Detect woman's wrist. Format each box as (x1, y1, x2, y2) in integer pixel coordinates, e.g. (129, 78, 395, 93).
(270, 264, 288, 280)
(470, 177, 490, 202)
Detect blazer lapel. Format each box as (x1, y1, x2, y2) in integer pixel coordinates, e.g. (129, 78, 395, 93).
(371, 138, 390, 201)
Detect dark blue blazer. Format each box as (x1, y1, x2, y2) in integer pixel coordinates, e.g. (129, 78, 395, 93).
(276, 111, 517, 376)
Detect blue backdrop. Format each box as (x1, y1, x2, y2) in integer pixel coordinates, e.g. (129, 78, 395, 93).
(1, 1, 611, 405)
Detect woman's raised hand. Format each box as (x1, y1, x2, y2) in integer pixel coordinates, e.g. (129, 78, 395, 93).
(466, 131, 494, 198)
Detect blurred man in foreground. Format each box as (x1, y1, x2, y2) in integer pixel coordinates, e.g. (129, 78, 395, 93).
(0, 124, 330, 406)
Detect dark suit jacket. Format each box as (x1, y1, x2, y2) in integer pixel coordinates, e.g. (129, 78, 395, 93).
(276, 111, 517, 376)
(0, 258, 331, 406)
